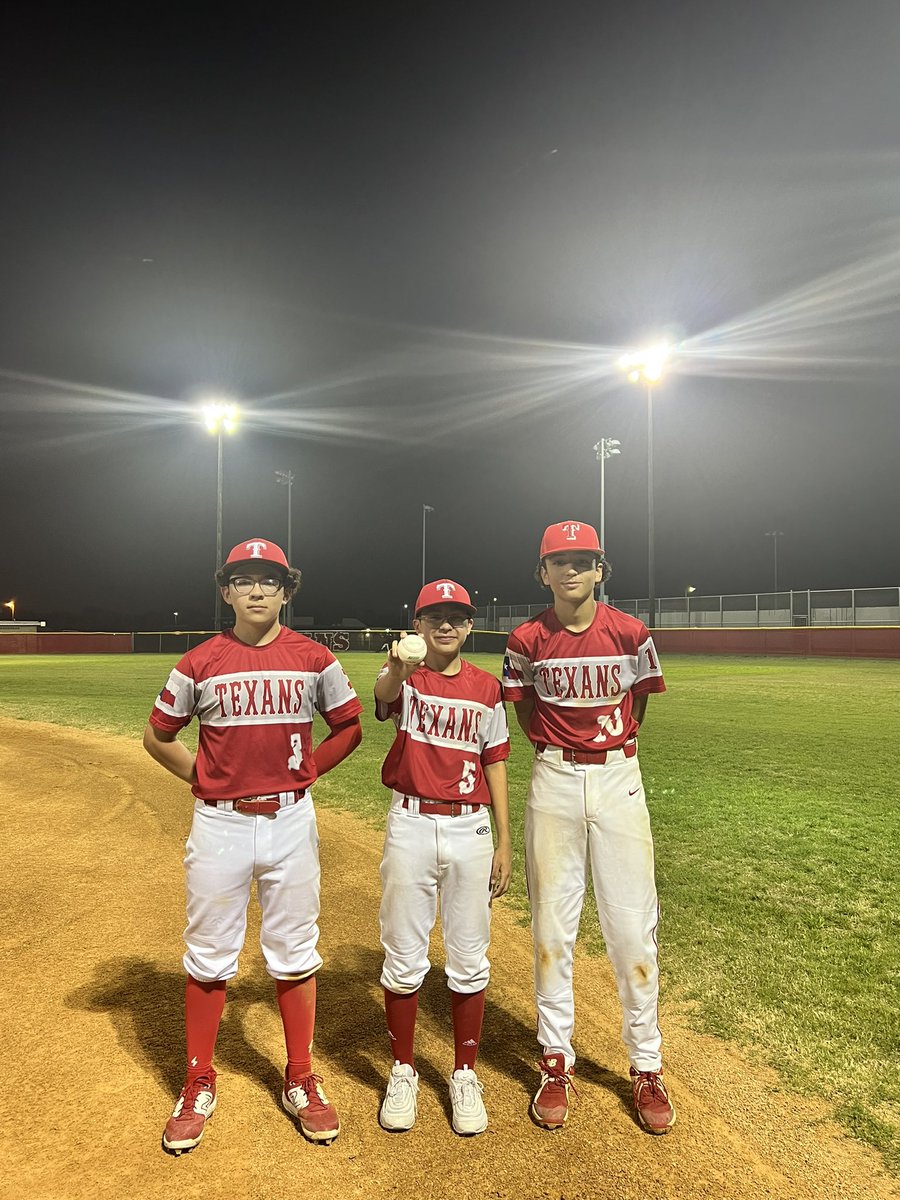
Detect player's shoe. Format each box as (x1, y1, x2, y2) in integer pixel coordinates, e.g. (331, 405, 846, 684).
(379, 1061, 419, 1131)
(282, 1071, 341, 1144)
(531, 1055, 575, 1129)
(630, 1067, 676, 1134)
(448, 1066, 488, 1136)
(162, 1071, 217, 1155)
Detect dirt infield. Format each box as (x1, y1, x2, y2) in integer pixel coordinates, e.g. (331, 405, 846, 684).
(0, 717, 896, 1200)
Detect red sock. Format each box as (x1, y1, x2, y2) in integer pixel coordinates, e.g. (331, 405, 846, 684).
(184, 976, 226, 1081)
(451, 988, 485, 1071)
(383, 988, 419, 1068)
(277, 976, 317, 1079)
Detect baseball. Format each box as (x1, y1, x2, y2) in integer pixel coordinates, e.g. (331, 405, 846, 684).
(396, 634, 427, 665)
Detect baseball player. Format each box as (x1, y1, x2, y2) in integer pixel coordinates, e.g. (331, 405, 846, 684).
(374, 579, 511, 1136)
(502, 521, 675, 1134)
(143, 538, 363, 1154)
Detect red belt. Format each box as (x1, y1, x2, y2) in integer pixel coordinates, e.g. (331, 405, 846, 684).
(536, 739, 637, 765)
(204, 789, 307, 814)
(401, 797, 484, 817)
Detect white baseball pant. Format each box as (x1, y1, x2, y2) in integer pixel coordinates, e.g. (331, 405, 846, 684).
(182, 795, 323, 982)
(379, 792, 494, 995)
(525, 745, 663, 1073)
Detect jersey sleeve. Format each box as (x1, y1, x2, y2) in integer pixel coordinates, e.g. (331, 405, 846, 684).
(149, 657, 199, 732)
(374, 663, 403, 722)
(481, 683, 510, 766)
(502, 630, 534, 702)
(632, 629, 666, 695)
(316, 654, 364, 726)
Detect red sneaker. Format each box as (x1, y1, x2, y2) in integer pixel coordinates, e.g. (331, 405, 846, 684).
(530, 1055, 576, 1129)
(630, 1067, 676, 1134)
(162, 1072, 217, 1155)
(282, 1072, 341, 1144)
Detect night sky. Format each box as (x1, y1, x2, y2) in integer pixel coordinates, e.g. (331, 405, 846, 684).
(2, 1, 898, 630)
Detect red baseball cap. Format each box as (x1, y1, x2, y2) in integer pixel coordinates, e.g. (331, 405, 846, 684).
(415, 579, 477, 616)
(224, 538, 290, 572)
(539, 521, 602, 558)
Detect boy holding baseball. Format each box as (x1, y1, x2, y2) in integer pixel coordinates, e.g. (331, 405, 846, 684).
(374, 579, 512, 1136)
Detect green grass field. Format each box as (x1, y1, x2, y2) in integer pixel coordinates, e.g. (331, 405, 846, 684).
(1, 651, 898, 1170)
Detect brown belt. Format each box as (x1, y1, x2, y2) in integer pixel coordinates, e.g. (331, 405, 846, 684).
(535, 739, 637, 766)
(401, 797, 484, 817)
(204, 789, 307, 814)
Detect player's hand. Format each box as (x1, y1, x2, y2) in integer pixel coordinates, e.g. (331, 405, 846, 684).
(489, 839, 512, 899)
(385, 638, 422, 680)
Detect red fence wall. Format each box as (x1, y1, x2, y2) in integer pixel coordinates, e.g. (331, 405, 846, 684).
(652, 627, 900, 658)
(1, 628, 898, 658)
(0, 633, 134, 654)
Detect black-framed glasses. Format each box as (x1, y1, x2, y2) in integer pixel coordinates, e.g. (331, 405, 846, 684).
(227, 575, 285, 596)
(418, 611, 472, 629)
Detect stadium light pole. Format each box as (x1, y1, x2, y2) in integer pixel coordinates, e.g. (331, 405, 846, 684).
(765, 530, 784, 593)
(422, 504, 434, 586)
(401, 601, 409, 632)
(594, 437, 621, 604)
(203, 399, 240, 631)
(618, 342, 672, 628)
(275, 469, 295, 628)
(173, 610, 179, 629)
(3, 600, 14, 621)
(685, 585, 695, 626)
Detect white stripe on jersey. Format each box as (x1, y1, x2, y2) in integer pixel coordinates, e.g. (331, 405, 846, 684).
(400, 689, 501, 753)
(165, 668, 319, 727)
(527, 655, 636, 707)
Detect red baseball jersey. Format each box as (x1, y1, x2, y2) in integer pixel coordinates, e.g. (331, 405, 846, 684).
(376, 659, 509, 804)
(502, 604, 665, 751)
(149, 627, 362, 800)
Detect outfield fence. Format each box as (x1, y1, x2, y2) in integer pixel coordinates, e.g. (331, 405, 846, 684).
(481, 586, 900, 632)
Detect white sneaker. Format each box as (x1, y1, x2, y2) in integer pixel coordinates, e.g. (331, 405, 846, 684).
(449, 1066, 488, 1135)
(379, 1061, 419, 1131)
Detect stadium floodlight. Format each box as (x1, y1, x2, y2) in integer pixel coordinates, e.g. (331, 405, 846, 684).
(618, 341, 676, 628)
(594, 438, 621, 604)
(201, 398, 240, 630)
(3, 599, 14, 621)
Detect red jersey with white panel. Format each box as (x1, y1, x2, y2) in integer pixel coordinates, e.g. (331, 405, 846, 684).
(376, 659, 509, 804)
(503, 604, 665, 751)
(149, 627, 363, 800)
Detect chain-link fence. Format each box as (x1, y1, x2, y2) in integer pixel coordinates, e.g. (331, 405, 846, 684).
(477, 587, 900, 631)
(604, 587, 899, 628)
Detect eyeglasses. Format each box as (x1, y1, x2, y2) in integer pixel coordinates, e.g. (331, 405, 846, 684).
(418, 611, 472, 629)
(227, 575, 285, 596)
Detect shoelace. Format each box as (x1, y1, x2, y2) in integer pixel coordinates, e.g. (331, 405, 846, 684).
(178, 1077, 213, 1116)
(634, 1071, 667, 1102)
(389, 1071, 416, 1098)
(291, 1073, 328, 1111)
(536, 1061, 578, 1097)
(453, 1073, 484, 1108)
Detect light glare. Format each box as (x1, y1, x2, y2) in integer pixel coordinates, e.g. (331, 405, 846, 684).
(202, 399, 240, 435)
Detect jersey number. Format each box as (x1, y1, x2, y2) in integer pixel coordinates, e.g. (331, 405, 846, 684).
(458, 760, 477, 795)
(593, 705, 624, 743)
(288, 734, 303, 770)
